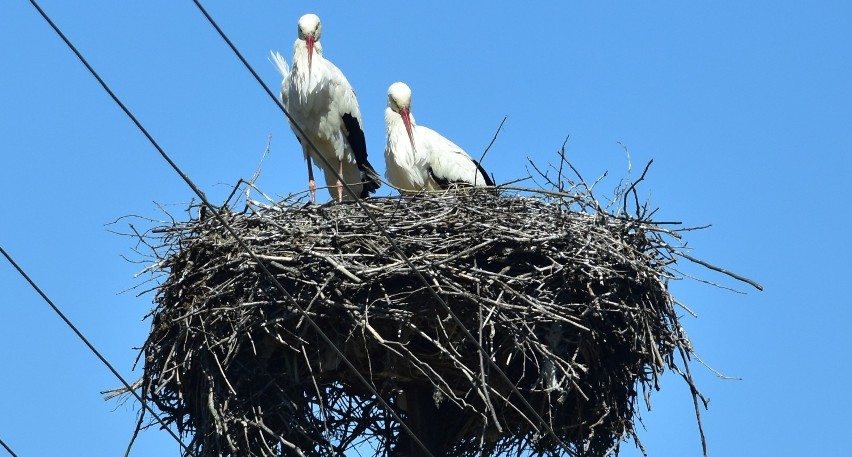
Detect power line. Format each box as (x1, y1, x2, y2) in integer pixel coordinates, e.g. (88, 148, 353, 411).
(24, 1, 432, 455)
(0, 437, 19, 457)
(189, 2, 576, 454)
(0, 246, 189, 452)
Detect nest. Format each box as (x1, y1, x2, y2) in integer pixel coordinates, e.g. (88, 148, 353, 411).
(128, 171, 755, 456)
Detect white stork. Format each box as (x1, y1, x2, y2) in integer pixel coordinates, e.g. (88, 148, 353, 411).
(271, 13, 380, 202)
(384, 82, 494, 192)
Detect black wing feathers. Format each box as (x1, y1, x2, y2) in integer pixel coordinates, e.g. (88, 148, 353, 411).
(341, 113, 381, 197)
(429, 160, 495, 189)
(472, 160, 495, 186)
(429, 168, 452, 189)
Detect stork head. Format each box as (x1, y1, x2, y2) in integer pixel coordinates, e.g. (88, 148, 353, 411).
(297, 14, 322, 75)
(388, 82, 416, 152)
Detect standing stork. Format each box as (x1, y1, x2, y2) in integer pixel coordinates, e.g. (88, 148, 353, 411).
(271, 13, 380, 202)
(384, 82, 494, 192)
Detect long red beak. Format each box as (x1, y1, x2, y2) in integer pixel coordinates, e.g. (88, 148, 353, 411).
(400, 107, 416, 152)
(306, 35, 315, 76)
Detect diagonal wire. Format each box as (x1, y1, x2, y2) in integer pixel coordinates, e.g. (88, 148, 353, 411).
(24, 1, 432, 455)
(0, 437, 19, 457)
(0, 246, 189, 453)
(190, 2, 576, 454)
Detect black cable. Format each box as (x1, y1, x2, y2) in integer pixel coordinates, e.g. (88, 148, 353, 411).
(0, 246, 188, 452)
(0, 437, 19, 457)
(24, 1, 432, 455)
(190, 2, 576, 454)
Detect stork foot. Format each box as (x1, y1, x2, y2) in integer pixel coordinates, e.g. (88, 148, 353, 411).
(309, 179, 317, 204)
(337, 180, 344, 202)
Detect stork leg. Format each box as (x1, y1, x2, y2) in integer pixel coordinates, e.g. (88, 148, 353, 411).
(307, 156, 317, 204)
(337, 160, 344, 202)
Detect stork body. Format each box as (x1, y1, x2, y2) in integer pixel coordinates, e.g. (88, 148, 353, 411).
(384, 82, 493, 192)
(271, 14, 380, 202)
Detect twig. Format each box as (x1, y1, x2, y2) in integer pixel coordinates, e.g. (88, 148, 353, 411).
(675, 251, 764, 291)
(479, 115, 508, 165)
(622, 159, 653, 218)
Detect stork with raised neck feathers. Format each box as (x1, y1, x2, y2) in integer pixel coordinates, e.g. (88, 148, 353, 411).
(384, 82, 494, 192)
(271, 14, 380, 202)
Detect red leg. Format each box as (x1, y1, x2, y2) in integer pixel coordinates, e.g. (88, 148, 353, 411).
(307, 156, 316, 204)
(337, 160, 344, 201)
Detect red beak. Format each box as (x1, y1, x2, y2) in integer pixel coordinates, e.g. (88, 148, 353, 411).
(400, 107, 416, 152)
(306, 35, 315, 76)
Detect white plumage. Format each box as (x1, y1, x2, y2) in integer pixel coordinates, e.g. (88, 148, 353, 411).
(384, 82, 494, 192)
(271, 13, 379, 202)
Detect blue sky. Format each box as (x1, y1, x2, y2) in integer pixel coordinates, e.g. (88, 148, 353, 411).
(1, 1, 850, 455)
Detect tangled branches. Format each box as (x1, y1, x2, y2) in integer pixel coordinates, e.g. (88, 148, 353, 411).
(124, 164, 758, 456)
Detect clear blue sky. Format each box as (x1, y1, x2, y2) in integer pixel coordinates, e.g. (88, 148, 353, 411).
(2, 1, 850, 455)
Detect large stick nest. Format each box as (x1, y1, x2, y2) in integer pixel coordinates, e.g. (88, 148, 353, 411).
(130, 173, 746, 456)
